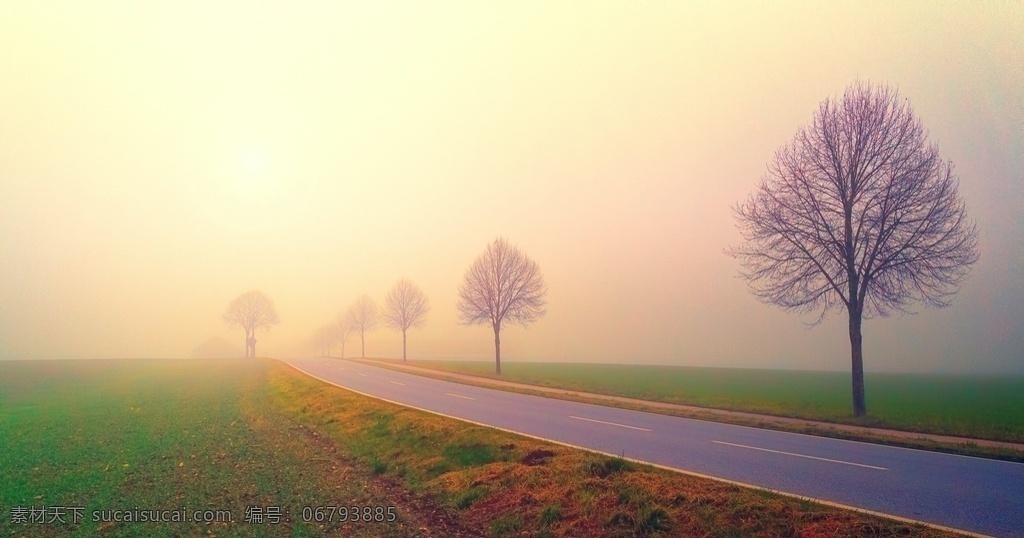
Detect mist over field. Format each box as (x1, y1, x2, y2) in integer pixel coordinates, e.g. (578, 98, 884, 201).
(1, 2, 1021, 373)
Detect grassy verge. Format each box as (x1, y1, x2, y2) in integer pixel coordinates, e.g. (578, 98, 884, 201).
(268, 360, 960, 537)
(355, 359, 1024, 463)
(0, 359, 451, 537)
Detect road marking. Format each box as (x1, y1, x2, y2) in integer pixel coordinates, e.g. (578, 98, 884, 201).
(337, 367, 346, 370)
(569, 415, 652, 432)
(712, 441, 888, 470)
(357, 373, 368, 377)
(390, 381, 405, 386)
(445, 392, 475, 400)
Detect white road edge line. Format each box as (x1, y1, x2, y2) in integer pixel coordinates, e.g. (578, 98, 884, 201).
(280, 359, 992, 538)
(390, 381, 405, 386)
(712, 440, 888, 470)
(569, 415, 652, 432)
(445, 392, 475, 400)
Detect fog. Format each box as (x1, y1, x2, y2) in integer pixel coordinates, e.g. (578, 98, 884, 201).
(1, 2, 1021, 373)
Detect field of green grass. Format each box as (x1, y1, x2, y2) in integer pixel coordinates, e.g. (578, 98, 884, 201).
(389, 360, 1024, 442)
(0, 359, 431, 537)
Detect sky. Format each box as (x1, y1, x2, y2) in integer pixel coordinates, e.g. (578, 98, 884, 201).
(1, 2, 1021, 373)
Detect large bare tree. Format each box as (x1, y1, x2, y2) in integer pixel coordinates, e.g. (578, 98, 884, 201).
(382, 279, 430, 362)
(346, 294, 379, 358)
(457, 237, 547, 375)
(222, 290, 280, 358)
(729, 82, 978, 417)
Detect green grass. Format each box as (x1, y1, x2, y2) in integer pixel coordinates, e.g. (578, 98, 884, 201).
(387, 360, 1024, 442)
(538, 504, 561, 526)
(454, 486, 487, 509)
(488, 514, 523, 537)
(0, 359, 423, 537)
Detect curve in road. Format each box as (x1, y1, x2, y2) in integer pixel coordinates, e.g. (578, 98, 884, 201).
(284, 358, 1023, 537)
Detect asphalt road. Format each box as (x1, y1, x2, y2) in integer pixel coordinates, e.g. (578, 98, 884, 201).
(285, 358, 1024, 537)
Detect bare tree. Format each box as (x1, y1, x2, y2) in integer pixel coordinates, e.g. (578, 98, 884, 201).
(334, 311, 354, 359)
(382, 279, 430, 361)
(222, 290, 280, 358)
(311, 324, 337, 357)
(346, 294, 379, 358)
(729, 82, 979, 417)
(457, 237, 547, 375)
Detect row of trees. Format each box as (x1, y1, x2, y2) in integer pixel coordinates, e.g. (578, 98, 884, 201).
(223, 238, 549, 374)
(312, 279, 431, 361)
(224, 82, 978, 417)
(307, 238, 548, 373)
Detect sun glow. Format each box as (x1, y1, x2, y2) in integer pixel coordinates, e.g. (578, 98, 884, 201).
(180, 144, 301, 233)
(230, 148, 280, 196)
(240, 149, 269, 179)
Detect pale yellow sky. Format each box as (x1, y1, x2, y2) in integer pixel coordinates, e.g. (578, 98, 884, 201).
(1, 2, 1021, 372)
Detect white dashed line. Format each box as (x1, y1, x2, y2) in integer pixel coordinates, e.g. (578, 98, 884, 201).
(390, 381, 405, 386)
(357, 373, 368, 377)
(445, 392, 475, 400)
(569, 415, 652, 432)
(712, 441, 888, 470)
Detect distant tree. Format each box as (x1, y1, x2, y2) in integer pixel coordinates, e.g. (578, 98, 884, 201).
(335, 311, 354, 359)
(310, 327, 324, 356)
(347, 294, 379, 358)
(191, 336, 242, 359)
(457, 237, 547, 375)
(222, 290, 280, 358)
(381, 279, 430, 361)
(312, 324, 337, 357)
(729, 82, 979, 417)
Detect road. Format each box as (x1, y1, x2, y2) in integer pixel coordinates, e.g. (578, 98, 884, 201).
(284, 358, 1024, 537)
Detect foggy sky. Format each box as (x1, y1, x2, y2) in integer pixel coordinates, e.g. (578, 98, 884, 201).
(1, 2, 1021, 373)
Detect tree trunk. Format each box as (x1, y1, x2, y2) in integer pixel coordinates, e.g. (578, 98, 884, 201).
(493, 324, 501, 375)
(848, 303, 866, 417)
(843, 201, 866, 417)
(402, 330, 407, 361)
(361, 331, 365, 358)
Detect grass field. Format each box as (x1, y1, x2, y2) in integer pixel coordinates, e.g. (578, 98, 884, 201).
(1, 358, 960, 537)
(0, 359, 439, 537)
(382, 360, 1024, 443)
